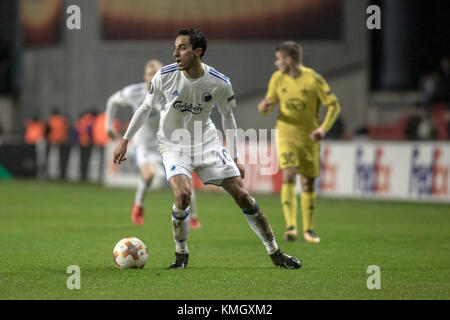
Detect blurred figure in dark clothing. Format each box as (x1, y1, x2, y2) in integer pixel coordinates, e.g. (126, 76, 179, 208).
(421, 57, 450, 109)
(405, 107, 422, 140)
(46, 108, 70, 179)
(76, 109, 97, 181)
(24, 115, 46, 179)
(405, 106, 438, 140)
(0, 34, 11, 94)
(353, 125, 370, 140)
(420, 57, 450, 139)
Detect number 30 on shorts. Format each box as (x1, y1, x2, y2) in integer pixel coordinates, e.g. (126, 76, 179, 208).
(280, 152, 296, 166)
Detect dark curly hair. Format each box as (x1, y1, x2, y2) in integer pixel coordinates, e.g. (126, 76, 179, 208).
(177, 29, 208, 58)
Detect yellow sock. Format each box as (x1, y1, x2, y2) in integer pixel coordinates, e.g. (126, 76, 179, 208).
(301, 191, 316, 232)
(281, 183, 297, 229)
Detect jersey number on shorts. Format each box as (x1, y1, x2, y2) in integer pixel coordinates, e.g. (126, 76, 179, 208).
(217, 149, 232, 164)
(280, 152, 296, 166)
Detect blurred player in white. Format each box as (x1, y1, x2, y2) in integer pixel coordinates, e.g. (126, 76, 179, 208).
(113, 29, 301, 269)
(105, 59, 201, 228)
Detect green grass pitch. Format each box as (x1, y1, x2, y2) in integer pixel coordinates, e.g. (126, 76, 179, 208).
(0, 180, 449, 300)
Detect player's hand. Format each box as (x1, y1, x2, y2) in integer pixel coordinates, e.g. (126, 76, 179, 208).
(234, 158, 245, 179)
(310, 127, 326, 141)
(107, 130, 120, 140)
(113, 139, 128, 164)
(257, 98, 272, 115)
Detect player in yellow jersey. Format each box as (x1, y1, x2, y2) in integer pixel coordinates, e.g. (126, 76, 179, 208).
(258, 42, 341, 243)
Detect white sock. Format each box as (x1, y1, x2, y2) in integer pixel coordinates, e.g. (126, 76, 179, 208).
(243, 198, 279, 255)
(172, 204, 190, 254)
(134, 177, 149, 206)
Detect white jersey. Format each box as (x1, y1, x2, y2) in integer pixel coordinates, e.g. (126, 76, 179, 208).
(105, 82, 160, 149)
(124, 63, 237, 155)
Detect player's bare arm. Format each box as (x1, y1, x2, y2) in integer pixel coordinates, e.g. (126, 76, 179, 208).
(113, 138, 128, 164)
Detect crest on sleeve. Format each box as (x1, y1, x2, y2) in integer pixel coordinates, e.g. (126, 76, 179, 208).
(148, 82, 154, 94)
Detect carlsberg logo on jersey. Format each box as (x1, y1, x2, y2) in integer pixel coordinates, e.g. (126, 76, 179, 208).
(173, 100, 203, 114)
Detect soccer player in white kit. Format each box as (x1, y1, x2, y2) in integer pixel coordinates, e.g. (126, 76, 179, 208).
(113, 29, 301, 269)
(106, 59, 201, 227)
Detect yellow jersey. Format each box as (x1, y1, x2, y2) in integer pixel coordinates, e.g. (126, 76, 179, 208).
(264, 66, 341, 138)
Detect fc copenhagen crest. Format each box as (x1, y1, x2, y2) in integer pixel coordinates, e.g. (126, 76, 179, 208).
(202, 92, 212, 102)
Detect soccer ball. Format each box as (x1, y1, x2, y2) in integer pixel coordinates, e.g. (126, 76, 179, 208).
(113, 237, 148, 269)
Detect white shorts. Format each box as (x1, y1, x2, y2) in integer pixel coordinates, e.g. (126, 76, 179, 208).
(133, 144, 162, 168)
(160, 141, 241, 186)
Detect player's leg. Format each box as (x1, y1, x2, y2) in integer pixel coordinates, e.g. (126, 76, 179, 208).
(278, 134, 300, 241)
(168, 174, 192, 268)
(136, 163, 156, 205)
(300, 175, 320, 243)
(298, 141, 321, 243)
(221, 176, 301, 269)
(189, 186, 202, 229)
(131, 162, 155, 225)
(131, 144, 153, 225)
(281, 167, 298, 241)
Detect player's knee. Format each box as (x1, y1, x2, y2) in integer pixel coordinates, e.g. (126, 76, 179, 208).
(141, 166, 155, 184)
(282, 170, 296, 184)
(142, 173, 154, 185)
(284, 175, 296, 184)
(301, 179, 315, 192)
(175, 190, 191, 210)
